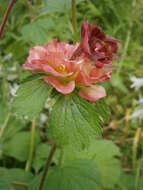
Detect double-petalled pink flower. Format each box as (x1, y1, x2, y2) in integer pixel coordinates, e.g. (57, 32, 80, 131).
(23, 40, 80, 94)
(23, 21, 118, 102)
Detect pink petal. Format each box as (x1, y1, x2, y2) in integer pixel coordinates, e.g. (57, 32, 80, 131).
(28, 46, 47, 61)
(44, 76, 75, 94)
(76, 71, 93, 85)
(42, 64, 73, 77)
(45, 39, 79, 60)
(23, 61, 43, 72)
(79, 85, 106, 102)
(23, 40, 80, 79)
(76, 60, 94, 85)
(90, 63, 112, 82)
(23, 60, 74, 77)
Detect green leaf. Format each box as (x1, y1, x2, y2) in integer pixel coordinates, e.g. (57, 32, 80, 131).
(0, 167, 33, 190)
(111, 74, 128, 94)
(3, 131, 40, 161)
(6, 40, 27, 59)
(94, 99, 110, 123)
(60, 140, 121, 188)
(12, 79, 51, 120)
(32, 143, 50, 173)
(32, 143, 61, 173)
(21, 74, 45, 84)
(0, 103, 8, 126)
(28, 159, 101, 190)
(1, 116, 25, 142)
(41, 0, 71, 14)
(41, 0, 84, 14)
(21, 16, 72, 43)
(78, 140, 121, 188)
(60, 140, 121, 189)
(48, 92, 102, 148)
(114, 172, 135, 190)
(21, 18, 55, 44)
(0, 116, 25, 159)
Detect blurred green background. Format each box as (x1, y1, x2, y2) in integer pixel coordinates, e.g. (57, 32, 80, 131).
(0, 0, 143, 189)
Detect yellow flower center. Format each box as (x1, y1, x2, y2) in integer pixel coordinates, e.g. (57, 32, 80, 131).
(58, 64, 66, 73)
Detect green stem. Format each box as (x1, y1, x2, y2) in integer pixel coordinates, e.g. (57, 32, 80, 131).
(132, 128, 141, 173)
(58, 148, 64, 166)
(72, 0, 77, 40)
(25, 117, 36, 172)
(0, 113, 10, 139)
(38, 142, 56, 190)
(118, 0, 137, 73)
(135, 159, 142, 190)
(26, 0, 33, 22)
(2, 64, 8, 104)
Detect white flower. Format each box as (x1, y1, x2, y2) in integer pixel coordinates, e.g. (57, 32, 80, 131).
(40, 113, 47, 124)
(130, 76, 143, 90)
(131, 97, 143, 121)
(10, 83, 19, 96)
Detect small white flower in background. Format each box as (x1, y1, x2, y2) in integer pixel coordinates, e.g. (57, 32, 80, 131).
(130, 76, 143, 121)
(45, 98, 51, 109)
(45, 97, 56, 111)
(40, 113, 47, 124)
(2, 53, 13, 62)
(7, 61, 18, 81)
(8, 63, 17, 72)
(131, 97, 143, 121)
(10, 83, 19, 96)
(130, 76, 143, 90)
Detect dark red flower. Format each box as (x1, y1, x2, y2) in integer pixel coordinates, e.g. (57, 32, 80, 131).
(73, 21, 118, 68)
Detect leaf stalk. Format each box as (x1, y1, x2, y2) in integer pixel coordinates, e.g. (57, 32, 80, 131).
(25, 117, 36, 172)
(72, 0, 77, 40)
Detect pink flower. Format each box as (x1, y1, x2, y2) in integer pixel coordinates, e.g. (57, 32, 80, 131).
(76, 59, 111, 101)
(23, 21, 118, 102)
(79, 85, 106, 102)
(72, 21, 118, 68)
(23, 39, 80, 94)
(72, 21, 118, 101)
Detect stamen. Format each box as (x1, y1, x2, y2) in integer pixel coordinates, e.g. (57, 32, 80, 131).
(58, 64, 66, 72)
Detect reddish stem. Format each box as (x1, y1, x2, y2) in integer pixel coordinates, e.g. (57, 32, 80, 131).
(38, 142, 57, 190)
(0, 0, 16, 39)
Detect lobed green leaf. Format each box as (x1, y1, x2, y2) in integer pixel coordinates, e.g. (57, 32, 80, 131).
(12, 79, 51, 120)
(47, 92, 103, 148)
(28, 159, 101, 190)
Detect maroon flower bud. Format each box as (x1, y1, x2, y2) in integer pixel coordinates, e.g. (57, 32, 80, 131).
(75, 21, 118, 68)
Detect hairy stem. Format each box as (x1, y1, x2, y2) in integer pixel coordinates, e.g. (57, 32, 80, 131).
(25, 117, 36, 172)
(0, 0, 17, 39)
(72, 0, 77, 40)
(38, 142, 57, 190)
